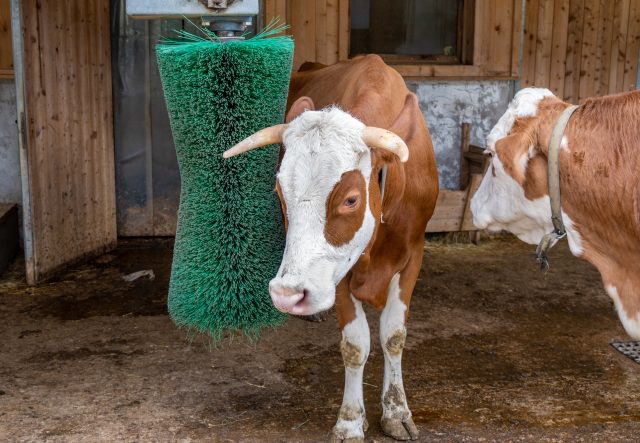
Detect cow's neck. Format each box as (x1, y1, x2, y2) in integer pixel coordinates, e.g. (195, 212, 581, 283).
(535, 100, 640, 294)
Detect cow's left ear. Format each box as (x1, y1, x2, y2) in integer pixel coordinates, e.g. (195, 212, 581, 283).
(494, 132, 533, 185)
(370, 92, 420, 166)
(286, 96, 315, 123)
(388, 93, 419, 150)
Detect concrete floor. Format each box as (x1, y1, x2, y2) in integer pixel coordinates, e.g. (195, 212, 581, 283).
(0, 237, 638, 442)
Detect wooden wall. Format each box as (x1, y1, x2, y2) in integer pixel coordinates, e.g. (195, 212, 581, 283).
(265, 0, 349, 70)
(18, 0, 116, 283)
(522, 0, 640, 102)
(265, 0, 523, 77)
(0, 0, 12, 77)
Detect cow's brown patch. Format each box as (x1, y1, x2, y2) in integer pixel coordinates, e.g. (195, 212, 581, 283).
(523, 154, 548, 200)
(274, 179, 288, 232)
(324, 170, 367, 246)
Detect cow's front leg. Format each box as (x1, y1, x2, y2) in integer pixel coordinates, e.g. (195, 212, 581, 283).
(379, 273, 418, 440)
(330, 291, 370, 443)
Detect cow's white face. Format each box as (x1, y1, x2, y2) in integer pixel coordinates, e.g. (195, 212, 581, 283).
(471, 88, 556, 244)
(269, 108, 377, 315)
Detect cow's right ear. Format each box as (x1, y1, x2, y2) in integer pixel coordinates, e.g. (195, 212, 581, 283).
(286, 96, 315, 123)
(494, 132, 532, 185)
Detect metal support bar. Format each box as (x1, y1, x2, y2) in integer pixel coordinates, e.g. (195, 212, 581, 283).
(126, 0, 259, 19)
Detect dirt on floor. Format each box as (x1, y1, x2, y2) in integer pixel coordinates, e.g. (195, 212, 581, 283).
(0, 237, 638, 442)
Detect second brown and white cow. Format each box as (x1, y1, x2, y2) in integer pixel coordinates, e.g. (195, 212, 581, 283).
(224, 55, 439, 442)
(471, 87, 640, 340)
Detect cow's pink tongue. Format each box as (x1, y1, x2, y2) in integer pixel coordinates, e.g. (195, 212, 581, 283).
(270, 291, 305, 313)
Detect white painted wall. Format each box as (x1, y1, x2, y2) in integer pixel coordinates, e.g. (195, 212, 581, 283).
(407, 80, 515, 189)
(0, 79, 21, 204)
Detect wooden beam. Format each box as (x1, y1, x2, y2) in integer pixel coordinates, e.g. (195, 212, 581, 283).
(534, 0, 554, 86)
(338, 0, 349, 60)
(594, 0, 615, 96)
(522, 0, 540, 87)
(549, 0, 570, 97)
(564, 0, 585, 103)
(0, 0, 12, 74)
(578, 0, 601, 101)
(622, 0, 640, 91)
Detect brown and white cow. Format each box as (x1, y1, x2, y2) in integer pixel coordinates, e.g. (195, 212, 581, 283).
(224, 55, 439, 441)
(471, 87, 640, 340)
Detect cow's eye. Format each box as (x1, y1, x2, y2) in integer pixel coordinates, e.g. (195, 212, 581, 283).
(344, 196, 358, 207)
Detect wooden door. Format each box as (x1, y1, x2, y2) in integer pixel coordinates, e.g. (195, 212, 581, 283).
(13, 0, 116, 284)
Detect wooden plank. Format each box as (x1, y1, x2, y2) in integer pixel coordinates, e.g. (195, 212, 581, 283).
(461, 174, 484, 231)
(594, 0, 615, 96)
(462, 0, 476, 65)
(391, 64, 490, 78)
(325, 0, 339, 64)
(425, 190, 467, 233)
(0, 0, 12, 74)
(264, 0, 275, 23)
(264, 0, 287, 27)
(338, 0, 349, 61)
(473, 0, 492, 68)
(522, 0, 540, 87)
(549, 0, 570, 96)
(315, 0, 327, 64)
(578, 0, 601, 101)
(622, 0, 640, 91)
(19, 0, 116, 283)
(609, 0, 631, 93)
(564, 0, 585, 102)
(511, 0, 523, 77)
(290, 0, 316, 70)
(487, 0, 514, 74)
(534, 0, 554, 86)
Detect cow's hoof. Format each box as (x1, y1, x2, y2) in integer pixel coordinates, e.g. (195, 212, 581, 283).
(328, 419, 367, 442)
(381, 415, 419, 441)
(328, 428, 365, 443)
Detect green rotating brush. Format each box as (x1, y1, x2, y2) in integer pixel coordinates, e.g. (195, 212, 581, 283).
(156, 22, 293, 338)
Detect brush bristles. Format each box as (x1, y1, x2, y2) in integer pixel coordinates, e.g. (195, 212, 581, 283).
(156, 25, 294, 340)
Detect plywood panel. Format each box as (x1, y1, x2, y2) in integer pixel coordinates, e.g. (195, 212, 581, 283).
(19, 0, 116, 283)
(487, 0, 515, 74)
(289, 0, 318, 70)
(524, 0, 638, 101)
(578, 0, 601, 101)
(0, 0, 12, 77)
(534, 0, 554, 86)
(612, 0, 632, 92)
(564, 0, 585, 102)
(594, 0, 615, 96)
(549, 0, 570, 96)
(325, 0, 339, 64)
(522, 0, 540, 87)
(338, 0, 349, 61)
(623, 0, 640, 91)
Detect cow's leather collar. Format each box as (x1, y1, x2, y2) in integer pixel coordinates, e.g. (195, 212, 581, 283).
(535, 104, 579, 271)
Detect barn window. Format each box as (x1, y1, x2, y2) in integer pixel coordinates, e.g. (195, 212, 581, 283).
(349, 0, 474, 65)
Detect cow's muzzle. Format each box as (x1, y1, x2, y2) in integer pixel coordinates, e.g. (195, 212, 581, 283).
(268, 283, 310, 315)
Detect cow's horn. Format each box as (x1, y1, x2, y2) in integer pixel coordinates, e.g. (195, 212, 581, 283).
(222, 124, 288, 159)
(362, 127, 409, 162)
